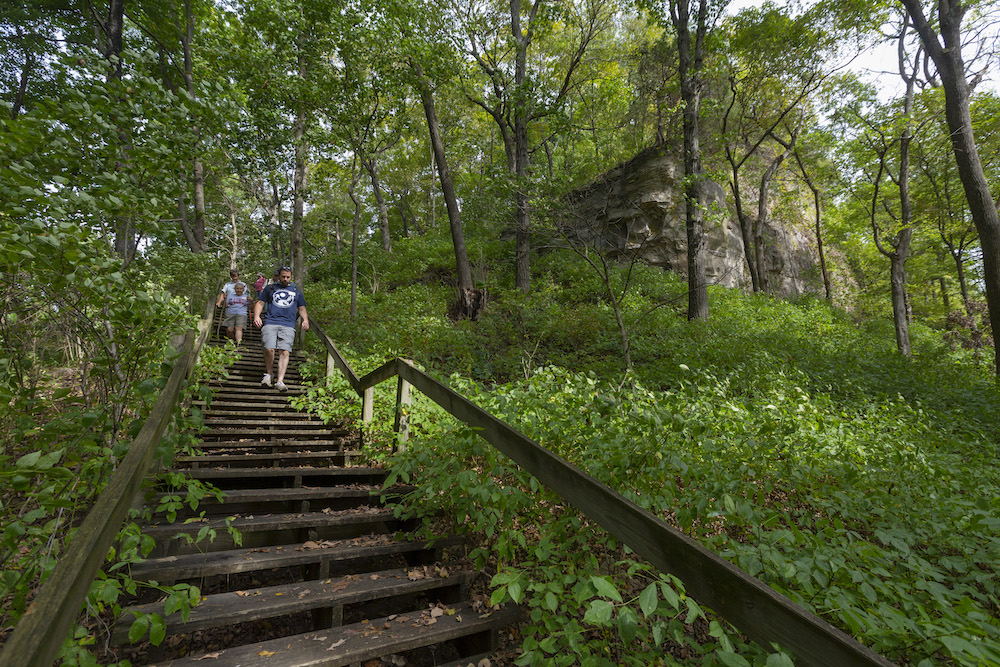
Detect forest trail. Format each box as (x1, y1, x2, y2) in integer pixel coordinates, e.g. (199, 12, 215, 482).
(114, 318, 519, 666)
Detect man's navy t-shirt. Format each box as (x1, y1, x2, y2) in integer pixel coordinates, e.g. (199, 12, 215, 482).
(260, 283, 305, 327)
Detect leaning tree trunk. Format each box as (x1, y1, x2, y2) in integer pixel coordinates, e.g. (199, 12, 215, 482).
(412, 60, 477, 317)
(901, 0, 1000, 375)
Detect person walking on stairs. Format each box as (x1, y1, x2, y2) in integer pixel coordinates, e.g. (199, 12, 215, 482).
(252, 266, 309, 392)
(222, 281, 249, 345)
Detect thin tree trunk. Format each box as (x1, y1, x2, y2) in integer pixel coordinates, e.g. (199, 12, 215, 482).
(794, 150, 831, 300)
(753, 132, 797, 294)
(11, 24, 32, 120)
(182, 0, 205, 252)
(364, 157, 392, 252)
(290, 43, 308, 285)
(412, 61, 473, 292)
(674, 0, 709, 320)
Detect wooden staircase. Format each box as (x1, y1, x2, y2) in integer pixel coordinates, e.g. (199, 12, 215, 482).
(117, 322, 519, 666)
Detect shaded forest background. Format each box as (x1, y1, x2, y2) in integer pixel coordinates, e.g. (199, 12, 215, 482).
(2, 0, 1000, 665)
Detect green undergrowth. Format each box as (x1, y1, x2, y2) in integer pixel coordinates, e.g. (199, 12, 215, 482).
(297, 246, 1000, 666)
(0, 338, 240, 666)
(382, 364, 1000, 665)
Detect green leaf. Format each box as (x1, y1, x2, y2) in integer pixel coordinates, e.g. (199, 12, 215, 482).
(638, 583, 658, 617)
(507, 579, 524, 604)
(583, 599, 614, 626)
(148, 614, 166, 646)
(591, 576, 623, 602)
(717, 651, 751, 667)
(617, 606, 639, 643)
(128, 615, 149, 643)
(16, 451, 41, 469)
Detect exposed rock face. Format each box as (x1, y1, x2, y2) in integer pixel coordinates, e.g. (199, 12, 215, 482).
(568, 146, 826, 298)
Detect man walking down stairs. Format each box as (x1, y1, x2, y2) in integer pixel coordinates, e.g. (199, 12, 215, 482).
(253, 266, 309, 393)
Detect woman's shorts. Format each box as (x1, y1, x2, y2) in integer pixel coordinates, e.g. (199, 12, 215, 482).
(222, 313, 247, 329)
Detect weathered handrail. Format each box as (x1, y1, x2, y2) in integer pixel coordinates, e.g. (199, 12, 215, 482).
(310, 322, 894, 667)
(0, 300, 217, 667)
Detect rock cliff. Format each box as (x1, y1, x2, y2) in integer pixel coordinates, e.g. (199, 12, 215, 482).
(567, 145, 829, 299)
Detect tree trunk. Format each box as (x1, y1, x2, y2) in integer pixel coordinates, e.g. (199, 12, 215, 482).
(794, 151, 831, 301)
(11, 24, 32, 120)
(754, 133, 797, 294)
(364, 157, 392, 252)
(182, 0, 205, 253)
(901, 0, 1000, 374)
(674, 0, 709, 320)
(290, 42, 308, 285)
(729, 158, 760, 292)
(412, 61, 474, 294)
(349, 172, 361, 319)
(511, 0, 535, 294)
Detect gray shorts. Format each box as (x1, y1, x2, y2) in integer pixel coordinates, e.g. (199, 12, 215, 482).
(261, 324, 295, 351)
(222, 313, 247, 329)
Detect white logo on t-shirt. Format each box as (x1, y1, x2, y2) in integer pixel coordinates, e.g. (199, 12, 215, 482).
(273, 289, 295, 308)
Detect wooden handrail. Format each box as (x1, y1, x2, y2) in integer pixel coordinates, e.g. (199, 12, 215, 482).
(309, 323, 894, 667)
(0, 299, 216, 667)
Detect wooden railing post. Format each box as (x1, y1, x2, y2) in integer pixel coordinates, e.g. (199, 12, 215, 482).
(393, 366, 411, 452)
(361, 386, 374, 446)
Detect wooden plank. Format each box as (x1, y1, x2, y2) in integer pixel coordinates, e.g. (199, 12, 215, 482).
(143, 507, 398, 540)
(112, 567, 474, 643)
(149, 602, 522, 667)
(312, 322, 362, 392)
(0, 322, 213, 667)
(130, 535, 463, 581)
(394, 360, 894, 667)
(179, 466, 384, 479)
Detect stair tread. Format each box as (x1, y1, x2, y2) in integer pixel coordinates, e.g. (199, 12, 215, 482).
(150, 601, 521, 667)
(152, 485, 382, 504)
(176, 452, 356, 464)
(131, 534, 463, 580)
(115, 567, 474, 642)
(143, 507, 397, 538)
(177, 466, 384, 478)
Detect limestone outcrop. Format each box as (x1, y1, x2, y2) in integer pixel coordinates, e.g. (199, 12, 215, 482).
(567, 145, 829, 299)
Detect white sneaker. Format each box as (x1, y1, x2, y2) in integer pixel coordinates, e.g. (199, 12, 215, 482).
(261, 374, 272, 387)
(275, 381, 287, 393)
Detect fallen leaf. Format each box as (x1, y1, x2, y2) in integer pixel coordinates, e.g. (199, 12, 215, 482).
(328, 638, 346, 650)
(302, 540, 320, 549)
(430, 607, 444, 618)
(298, 589, 311, 599)
(235, 591, 249, 597)
(191, 653, 222, 661)
(478, 659, 492, 667)
(258, 650, 276, 657)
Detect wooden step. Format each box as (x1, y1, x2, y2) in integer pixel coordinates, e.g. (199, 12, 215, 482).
(148, 601, 522, 667)
(145, 507, 403, 556)
(175, 451, 356, 469)
(199, 428, 340, 440)
(112, 567, 474, 644)
(171, 467, 386, 489)
(130, 534, 463, 581)
(190, 438, 353, 452)
(149, 485, 388, 516)
(202, 417, 328, 427)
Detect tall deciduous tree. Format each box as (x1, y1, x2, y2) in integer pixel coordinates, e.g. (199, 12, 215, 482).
(453, 0, 611, 293)
(661, 0, 726, 319)
(898, 0, 1000, 373)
